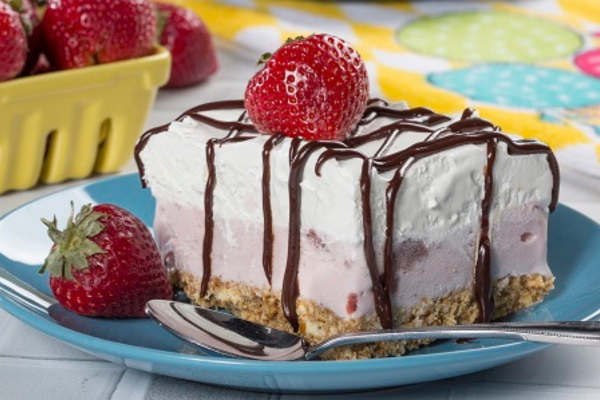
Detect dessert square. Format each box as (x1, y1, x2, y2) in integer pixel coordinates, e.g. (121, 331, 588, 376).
(135, 99, 558, 360)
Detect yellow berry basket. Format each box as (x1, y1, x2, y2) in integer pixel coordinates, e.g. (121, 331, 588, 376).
(0, 45, 171, 195)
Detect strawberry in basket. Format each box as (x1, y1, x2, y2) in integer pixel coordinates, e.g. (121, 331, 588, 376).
(0, 0, 39, 81)
(41, 0, 156, 69)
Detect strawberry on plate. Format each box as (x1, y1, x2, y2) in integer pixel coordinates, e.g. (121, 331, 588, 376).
(244, 33, 370, 141)
(41, 0, 156, 70)
(40, 203, 172, 318)
(155, 2, 218, 88)
(0, 0, 28, 81)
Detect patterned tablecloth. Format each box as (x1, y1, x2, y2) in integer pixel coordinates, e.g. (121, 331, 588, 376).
(2, 2, 600, 398)
(173, 0, 600, 178)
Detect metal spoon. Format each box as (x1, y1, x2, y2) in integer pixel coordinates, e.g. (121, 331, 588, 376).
(0, 267, 56, 312)
(146, 299, 600, 361)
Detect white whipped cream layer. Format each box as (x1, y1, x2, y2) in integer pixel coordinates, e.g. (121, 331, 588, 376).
(140, 104, 555, 319)
(141, 105, 554, 246)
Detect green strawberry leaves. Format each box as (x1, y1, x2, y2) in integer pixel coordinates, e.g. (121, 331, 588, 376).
(155, 8, 170, 41)
(285, 35, 305, 44)
(9, 0, 23, 12)
(40, 203, 106, 280)
(256, 52, 272, 66)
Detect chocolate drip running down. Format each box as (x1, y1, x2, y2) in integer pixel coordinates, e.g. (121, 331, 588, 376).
(477, 139, 498, 322)
(262, 133, 286, 285)
(283, 141, 347, 332)
(134, 99, 560, 332)
(200, 111, 253, 296)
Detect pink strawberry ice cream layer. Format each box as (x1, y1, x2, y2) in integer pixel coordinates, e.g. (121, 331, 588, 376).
(154, 200, 551, 320)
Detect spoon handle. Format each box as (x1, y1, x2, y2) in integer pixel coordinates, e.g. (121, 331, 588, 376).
(307, 321, 600, 360)
(0, 268, 56, 312)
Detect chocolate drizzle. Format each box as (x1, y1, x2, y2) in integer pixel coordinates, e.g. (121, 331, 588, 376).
(289, 137, 302, 164)
(346, 121, 435, 148)
(461, 107, 477, 120)
(446, 117, 497, 134)
(361, 158, 393, 328)
(476, 139, 498, 322)
(200, 110, 253, 296)
(201, 138, 218, 296)
(383, 169, 404, 329)
(135, 98, 560, 332)
(262, 133, 285, 285)
(283, 141, 347, 331)
(355, 98, 451, 132)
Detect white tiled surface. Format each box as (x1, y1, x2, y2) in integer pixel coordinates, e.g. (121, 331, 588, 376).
(2, 48, 600, 399)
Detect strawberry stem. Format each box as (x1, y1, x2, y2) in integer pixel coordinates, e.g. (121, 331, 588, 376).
(9, 0, 23, 12)
(285, 35, 305, 44)
(257, 52, 272, 66)
(39, 203, 107, 280)
(256, 36, 306, 66)
(156, 9, 170, 40)
(19, 14, 32, 36)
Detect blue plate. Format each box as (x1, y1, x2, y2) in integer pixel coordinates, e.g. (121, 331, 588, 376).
(1, 174, 599, 393)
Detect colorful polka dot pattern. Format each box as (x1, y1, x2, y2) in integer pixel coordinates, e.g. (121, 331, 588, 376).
(428, 64, 600, 109)
(398, 11, 582, 63)
(575, 49, 600, 78)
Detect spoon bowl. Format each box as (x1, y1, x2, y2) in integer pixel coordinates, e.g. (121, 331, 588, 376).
(146, 300, 308, 360)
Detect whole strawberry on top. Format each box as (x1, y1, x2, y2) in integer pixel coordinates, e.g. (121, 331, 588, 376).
(41, 0, 156, 70)
(244, 34, 370, 141)
(40, 203, 172, 317)
(155, 2, 218, 88)
(0, 0, 28, 81)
